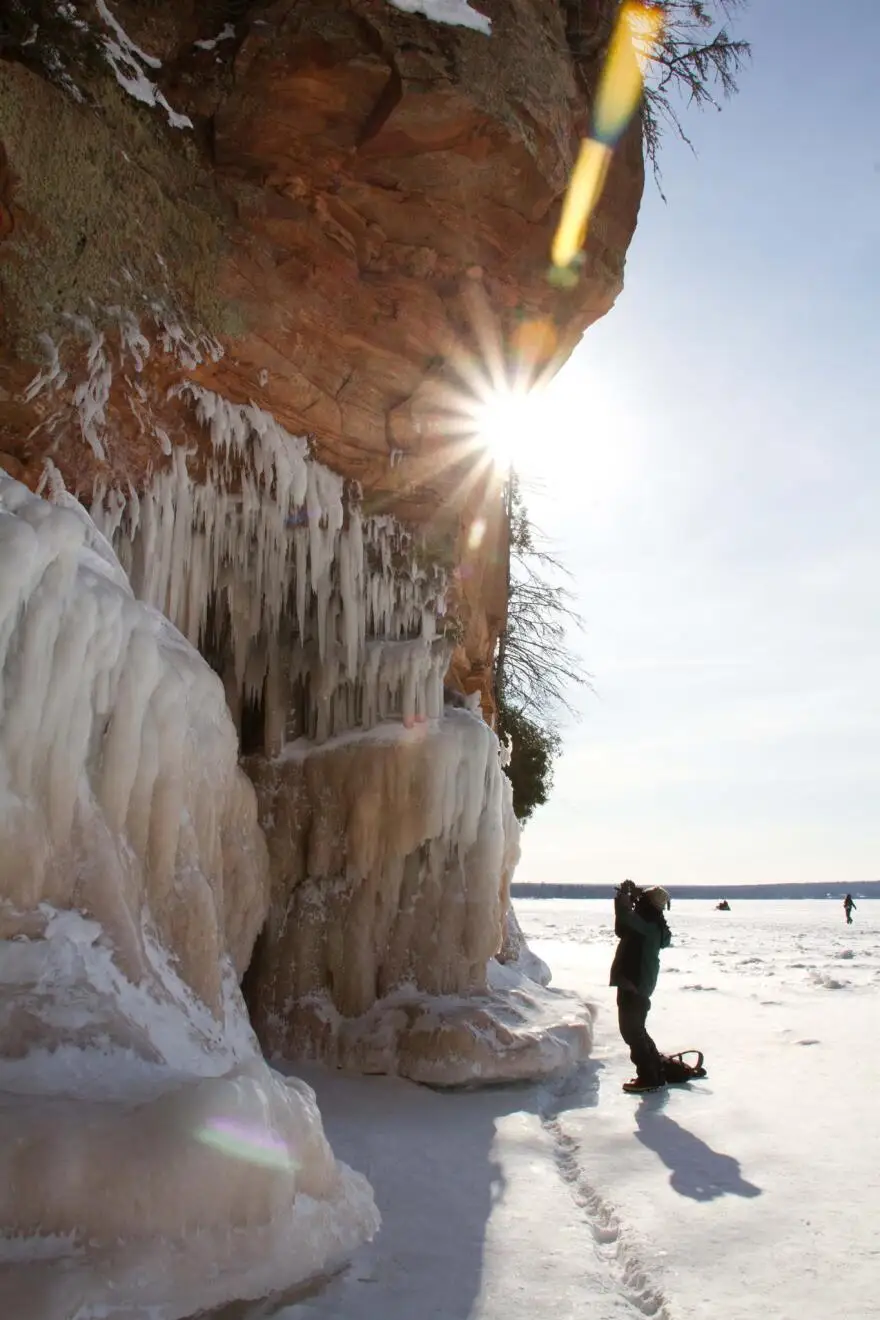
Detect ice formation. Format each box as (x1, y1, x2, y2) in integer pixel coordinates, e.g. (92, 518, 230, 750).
(250, 711, 511, 1009)
(241, 709, 585, 1084)
(0, 476, 378, 1314)
(24, 305, 223, 464)
(0, 928, 379, 1318)
(0, 471, 267, 1016)
(386, 0, 492, 36)
(92, 386, 450, 748)
(498, 904, 553, 987)
(308, 958, 593, 1087)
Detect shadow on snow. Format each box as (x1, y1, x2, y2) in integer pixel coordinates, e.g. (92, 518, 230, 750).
(634, 1097, 762, 1202)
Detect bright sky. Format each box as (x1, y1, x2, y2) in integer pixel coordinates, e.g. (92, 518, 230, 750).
(515, 0, 880, 889)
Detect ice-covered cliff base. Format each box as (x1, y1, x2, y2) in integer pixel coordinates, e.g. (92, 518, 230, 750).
(292, 960, 594, 1088)
(0, 476, 378, 1316)
(0, 467, 591, 1311)
(0, 1054, 377, 1320)
(246, 716, 591, 1085)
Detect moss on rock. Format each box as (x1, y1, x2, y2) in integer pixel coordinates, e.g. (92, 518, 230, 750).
(0, 60, 238, 359)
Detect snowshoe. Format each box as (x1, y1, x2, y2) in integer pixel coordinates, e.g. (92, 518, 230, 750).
(661, 1051, 707, 1084)
(622, 1076, 666, 1094)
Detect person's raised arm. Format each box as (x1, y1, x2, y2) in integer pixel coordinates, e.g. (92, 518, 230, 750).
(614, 885, 653, 935)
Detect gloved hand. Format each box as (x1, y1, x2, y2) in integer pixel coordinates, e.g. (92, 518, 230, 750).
(616, 878, 640, 900)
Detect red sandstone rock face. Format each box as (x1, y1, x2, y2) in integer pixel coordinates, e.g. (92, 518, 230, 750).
(0, 0, 644, 710)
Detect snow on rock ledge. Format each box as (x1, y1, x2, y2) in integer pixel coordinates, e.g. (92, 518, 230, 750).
(0, 476, 378, 1315)
(245, 712, 591, 1084)
(385, 0, 492, 35)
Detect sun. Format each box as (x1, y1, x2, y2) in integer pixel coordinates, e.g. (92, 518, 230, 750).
(425, 290, 574, 489)
(471, 385, 549, 473)
(472, 380, 562, 477)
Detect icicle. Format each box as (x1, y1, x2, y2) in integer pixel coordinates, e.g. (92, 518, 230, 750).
(72, 331, 112, 460)
(94, 387, 450, 745)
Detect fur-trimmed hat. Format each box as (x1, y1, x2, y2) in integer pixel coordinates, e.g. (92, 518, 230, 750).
(642, 886, 670, 911)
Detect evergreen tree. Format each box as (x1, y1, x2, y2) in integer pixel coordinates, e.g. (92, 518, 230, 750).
(643, 1, 751, 186)
(495, 476, 588, 822)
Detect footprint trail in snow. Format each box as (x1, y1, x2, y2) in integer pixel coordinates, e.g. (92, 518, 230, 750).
(539, 1074, 671, 1319)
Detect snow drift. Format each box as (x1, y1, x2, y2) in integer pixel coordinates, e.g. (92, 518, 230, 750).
(0, 475, 378, 1316)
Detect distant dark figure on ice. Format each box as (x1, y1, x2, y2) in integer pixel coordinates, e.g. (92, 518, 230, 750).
(610, 880, 671, 1093)
(716, 899, 731, 911)
(844, 894, 856, 925)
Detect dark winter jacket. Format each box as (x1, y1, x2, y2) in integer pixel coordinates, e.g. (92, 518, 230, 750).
(609, 894, 671, 999)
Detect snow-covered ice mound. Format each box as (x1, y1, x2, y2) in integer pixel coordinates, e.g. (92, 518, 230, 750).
(282, 959, 593, 1088)
(0, 477, 378, 1316)
(0, 1058, 377, 1319)
(0, 904, 378, 1318)
(498, 903, 552, 986)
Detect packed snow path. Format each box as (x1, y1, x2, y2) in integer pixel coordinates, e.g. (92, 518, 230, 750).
(264, 900, 879, 1320)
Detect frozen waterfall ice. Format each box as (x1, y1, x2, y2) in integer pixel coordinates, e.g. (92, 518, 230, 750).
(92, 386, 451, 749)
(0, 474, 379, 1317)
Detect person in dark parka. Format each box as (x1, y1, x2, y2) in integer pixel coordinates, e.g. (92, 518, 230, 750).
(610, 880, 672, 1092)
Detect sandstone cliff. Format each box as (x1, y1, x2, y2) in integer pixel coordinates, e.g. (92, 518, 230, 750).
(0, 1, 642, 1306)
(0, 0, 642, 714)
(0, 0, 643, 1073)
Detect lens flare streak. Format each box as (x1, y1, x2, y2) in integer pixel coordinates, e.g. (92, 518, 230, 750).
(552, 2, 663, 271)
(196, 1119, 297, 1172)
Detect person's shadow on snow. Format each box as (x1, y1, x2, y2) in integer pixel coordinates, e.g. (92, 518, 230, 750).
(634, 1106, 762, 1202)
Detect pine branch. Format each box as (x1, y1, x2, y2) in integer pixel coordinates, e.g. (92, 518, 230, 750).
(639, 1, 751, 185)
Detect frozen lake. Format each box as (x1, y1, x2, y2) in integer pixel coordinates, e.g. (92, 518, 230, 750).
(5, 898, 877, 1318)
(520, 895, 880, 993)
(285, 897, 880, 1320)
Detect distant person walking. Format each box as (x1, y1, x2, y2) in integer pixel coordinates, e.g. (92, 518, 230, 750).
(844, 894, 856, 925)
(610, 880, 671, 1093)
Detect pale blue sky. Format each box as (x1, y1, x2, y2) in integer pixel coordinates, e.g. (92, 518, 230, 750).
(516, 0, 880, 887)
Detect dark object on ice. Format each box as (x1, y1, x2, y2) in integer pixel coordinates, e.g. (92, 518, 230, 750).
(844, 893, 856, 924)
(443, 685, 468, 709)
(716, 899, 731, 911)
(662, 1051, 708, 1083)
(623, 1052, 708, 1093)
(611, 880, 671, 1090)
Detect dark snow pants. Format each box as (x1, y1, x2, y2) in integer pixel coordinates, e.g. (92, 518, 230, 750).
(617, 988, 663, 1085)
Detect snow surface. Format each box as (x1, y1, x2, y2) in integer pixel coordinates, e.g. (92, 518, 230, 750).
(95, 0, 193, 129)
(257, 899, 880, 1320)
(386, 0, 491, 36)
(194, 23, 236, 51)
